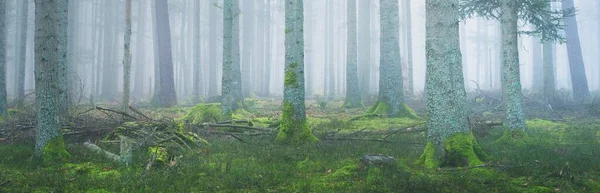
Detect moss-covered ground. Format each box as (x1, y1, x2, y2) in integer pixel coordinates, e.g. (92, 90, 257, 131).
(1, 98, 600, 192)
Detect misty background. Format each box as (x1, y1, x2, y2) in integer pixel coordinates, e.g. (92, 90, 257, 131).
(3, 0, 599, 103)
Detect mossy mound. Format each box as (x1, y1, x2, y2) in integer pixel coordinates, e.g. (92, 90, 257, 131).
(275, 102, 318, 145)
(181, 103, 224, 124)
(42, 136, 71, 166)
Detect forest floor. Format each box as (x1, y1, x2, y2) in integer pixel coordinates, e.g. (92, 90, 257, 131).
(1, 94, 600, 192)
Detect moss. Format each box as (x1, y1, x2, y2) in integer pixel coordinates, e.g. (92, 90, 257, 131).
(366, 101, 419, 119)
(42, 136, 71, 166)
(181, 103, 224, 124)
(276, 101, 318, 145)
(415, 142, 438, 169)
(148, 147, 168, 164)
(284, 62, 299, 88)
(417, 133, 486, 168)
(493, 129, 528, 147)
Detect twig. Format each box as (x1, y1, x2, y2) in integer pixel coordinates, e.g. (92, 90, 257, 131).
(216, 120, 250, 125)
(323, 137, 424, 144)
(95, 106, 138, 120)
(383, 123, 426, 140)
(201, 124, 273, 132)
(129, 105, 153, 121)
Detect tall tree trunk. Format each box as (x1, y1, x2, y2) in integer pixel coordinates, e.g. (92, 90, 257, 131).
(404, 0, 414, 96)
(358, 0, 370, 100)
(34, 0, 70, 165)
(531, 37, 543, 92)
(151, 0, 160, 102)
(343, 0, 362, 108)
(263, 0, 272, 96)
(193, 0, 202, 103)
(102, 0, 116, 100)
(15, 0, 28, 108)
(276, 0, 317, 144)
(231, 0, 243, 108)
(57, 0, 68, 114)
(133, 0, 147, 102)
(417, 0, 486, 168)
(152, 0, 177, 107)
(460, 21, 468, 90)
(208, 0, 218, 97)
(543, 39, 556, 99)
(222, 0, 234, 117)
(500, 0, 525, 131)
(0, 0, 7, 116)
(562, 0, 590, 101)
(241, 0, 254, 98)
(327, 0, 335, 99)
(369, 0, 416, 118)
(121, 0, 132, 110)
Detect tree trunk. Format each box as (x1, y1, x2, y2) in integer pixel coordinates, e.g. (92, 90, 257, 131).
(263, 0, 272, 96)
(358, 0, 370, 100)
(208, 1, 218, 98)
(0, 0, 7, 116)
(500, 0, 525, 131)
(15, 0, 28, 108)
(34, 0, 70, 165)
(121, 0, 132, 110)
(152, 0, 177, 107)
(562, 0, 590, 101)
(222, 0, 234, 117)
(417, 0, 486, 168)
(370, 0, 416, 118)
(193, 0, 202, 103)
(231, 0, 243, 108)
(404, 0, 414, 96)
(57, 0, 68, 114)
(102, 0, 117, 100)
(531, 37, 543, 92)
(343, 0, 362, 108)
(133, 0, 147, 102)
(241, 0, 254, 98)
(277, 0, 317, 144)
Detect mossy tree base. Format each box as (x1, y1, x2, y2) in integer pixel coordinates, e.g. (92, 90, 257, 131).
(493, 129, 528, 147)
(36, 136, 71, 166)
(342, 100, 364, 109)
(366, 101, 419, 119)
(416, 132, 488, 168)
(276, 102, 318, 145)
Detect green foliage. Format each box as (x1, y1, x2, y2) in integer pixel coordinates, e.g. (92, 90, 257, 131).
(42, 136, 71, 166)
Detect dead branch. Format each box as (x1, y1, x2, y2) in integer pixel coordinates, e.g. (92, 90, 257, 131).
(383, 123, 426, 140)
(200, 123, 273, 132)
(83, 142, 122, 163)
(323, 137, 424, 145)
(216, 120, 250, 125)
(0, 180, 10, 187)
(95, 106, 138, 120)
(129, 105, 153, 121)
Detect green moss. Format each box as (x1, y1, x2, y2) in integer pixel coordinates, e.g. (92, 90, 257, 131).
(276, 101, 318, 145)
(417, 133, 486, 168)
(181, 103, 224, 124)
(42, 136, 71, 166)
(285, 62, 299, 88)
(494, 129, 528, 147)
(415, 142, 438, 169)
(366, 101, 419, 119)
(148, 147, 168, 164)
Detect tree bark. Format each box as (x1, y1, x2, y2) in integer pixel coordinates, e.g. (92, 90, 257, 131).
(34, 0, 70, 164)
(562, 0, 590, 101)
(151, 0, 177, 107)
(500, 0, 525, 131)
(133, 0, 147, 101)
(358, 0, 370, 99)
(343, 0, 362, 108)
(0, 0, 7, 116)
(193, 0, 202, 103)
(121, 0, 132, 110)
(15, 0, 28, 108)
(277, 0, 317, 144)
(417, 0, 486, 169)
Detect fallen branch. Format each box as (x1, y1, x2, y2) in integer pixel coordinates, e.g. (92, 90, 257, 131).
(383, 123, 426, 140)
(216, 120, 250, 125)
(323, 137, 424, 145)
(348, 114, 384, 122)
(201, 124, 273, 132)
(95, 106, 138, 120)
(83, 142, 122, 163)
(129, 105, 153, 121)
(437, 163, 511, 171)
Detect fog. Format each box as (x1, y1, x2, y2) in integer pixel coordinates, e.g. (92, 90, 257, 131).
(3, 0, 600, 104)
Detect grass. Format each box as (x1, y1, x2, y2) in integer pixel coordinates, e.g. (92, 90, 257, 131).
(1, 99, 600, 192)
